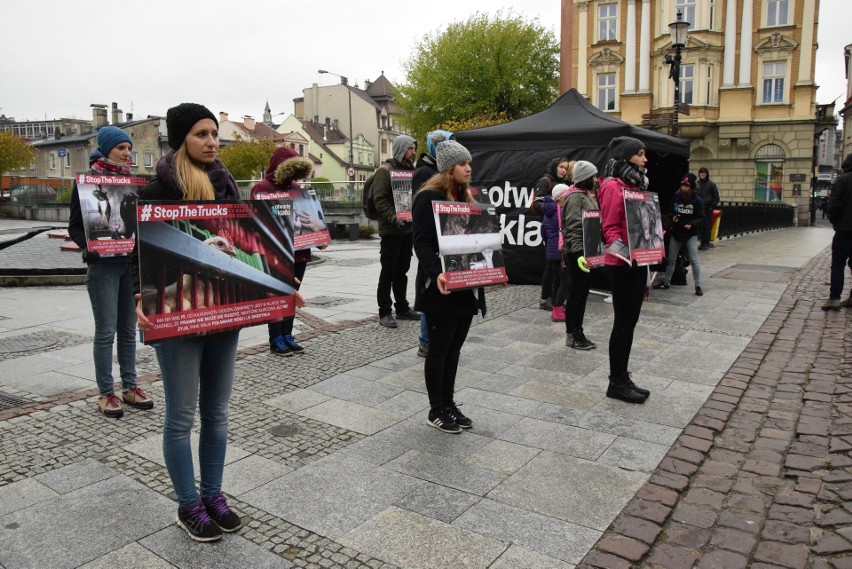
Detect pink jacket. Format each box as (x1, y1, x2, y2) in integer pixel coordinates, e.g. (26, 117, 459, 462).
(598, 176, 635, 266)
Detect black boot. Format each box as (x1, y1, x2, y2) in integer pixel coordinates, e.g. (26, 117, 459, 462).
(576, 327, 596, 348)
(568, 330, 595, 350)
(624, 372, 650, 397)
(607, 372, 648, 404)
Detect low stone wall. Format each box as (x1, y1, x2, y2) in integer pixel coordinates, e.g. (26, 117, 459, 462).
(0, 204, 71, 223)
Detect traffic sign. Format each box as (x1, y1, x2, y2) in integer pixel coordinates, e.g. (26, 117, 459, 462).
(347, 167, 355, 177)
(57, 148, 67, 158)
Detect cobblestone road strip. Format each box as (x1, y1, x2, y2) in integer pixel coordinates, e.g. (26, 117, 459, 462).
(578, 247, 852, 569)
(0, 284, 539, 569)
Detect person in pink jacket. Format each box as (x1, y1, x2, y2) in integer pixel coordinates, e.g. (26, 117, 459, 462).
(598, 136, 652, 404)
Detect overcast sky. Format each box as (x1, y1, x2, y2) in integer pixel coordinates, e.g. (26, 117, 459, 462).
(0, 0, 846, 123)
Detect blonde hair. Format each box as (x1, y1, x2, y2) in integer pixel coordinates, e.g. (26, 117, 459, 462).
(175, 145, 215, 200)
(416, 169, 473, 203)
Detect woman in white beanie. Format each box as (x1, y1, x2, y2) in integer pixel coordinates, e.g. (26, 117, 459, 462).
(411, 140, 485, 434)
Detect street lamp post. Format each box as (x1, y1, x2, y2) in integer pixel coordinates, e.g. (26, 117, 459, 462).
(664, 11, 690, 137)
(318, 69, 354, 182)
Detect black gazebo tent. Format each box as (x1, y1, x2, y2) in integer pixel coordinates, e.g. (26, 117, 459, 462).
(454, 89, 691, 284)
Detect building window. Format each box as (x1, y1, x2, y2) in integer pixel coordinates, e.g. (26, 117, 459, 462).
(754, 144, 785, 202)
(706, 65, 713, 105)
(131, 152, 138, 166)
(381, 139, 387, 154)
(64, 154, 71, 168)
(680, 64, 695, 105)
(598, 3, 617, 41)
(762, 61, 786, 103)
(676, 0, 696, 30)
(49, 154, 56, 170)
(299, 144, 304, 156)
(144, 153, 154, 168)
(597, 73, 617, 111)
(766, 0, 789, 26)
(709, 0, 716, 30)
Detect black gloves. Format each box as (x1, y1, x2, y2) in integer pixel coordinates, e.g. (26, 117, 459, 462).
(81, 250, 101, 264)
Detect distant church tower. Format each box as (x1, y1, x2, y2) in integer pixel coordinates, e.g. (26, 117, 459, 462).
(263, 100, 272, 126)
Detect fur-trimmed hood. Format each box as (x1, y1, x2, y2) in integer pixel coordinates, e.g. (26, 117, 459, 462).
(262, 146, 313, 189)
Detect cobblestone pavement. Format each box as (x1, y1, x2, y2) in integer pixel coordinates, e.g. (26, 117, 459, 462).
(577, 247, 852, 569)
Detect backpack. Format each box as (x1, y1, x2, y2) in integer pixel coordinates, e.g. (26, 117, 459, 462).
(362, 164, 390, 220)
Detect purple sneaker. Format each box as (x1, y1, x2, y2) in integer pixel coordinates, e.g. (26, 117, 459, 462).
(177, 501, 222, 542)
(202, 493, 243, 532)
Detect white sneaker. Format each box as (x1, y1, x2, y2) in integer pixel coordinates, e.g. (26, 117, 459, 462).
(603, 295, 613, 304)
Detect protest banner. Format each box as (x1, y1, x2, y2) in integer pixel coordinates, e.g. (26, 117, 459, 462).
(623, 189, 665, 266)
(136, 200, 296, 342)
(581, 209, 606, 268)
(432, 200, 507, 290)
(76, 173, 147, 256)
(392, 170, 414, 222)
(250, 188, 330, 249)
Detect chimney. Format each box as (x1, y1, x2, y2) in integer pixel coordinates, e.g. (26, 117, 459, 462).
(126, 112, 133, 121)
(91, 104, 108, 129)
(111, 102, 124, 124)
(365, 79, 372, 90)
(325, 117, 331, 127)
(219, 111, 229, 122)
(333, 119, 339, 130)
(243, 115, 256, 131)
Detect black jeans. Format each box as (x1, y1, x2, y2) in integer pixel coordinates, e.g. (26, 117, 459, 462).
(553, 261, 571, 307)
(423, 312, 473, 408)
(829, 230, 852, 299)
(701, 208, 714, 245)
(564, 252, 590, 333)
(268, 260, 307, 341)
(377, 234, 413, 315)
(540, 259, 553, 301)
(606, 264, 647, 378)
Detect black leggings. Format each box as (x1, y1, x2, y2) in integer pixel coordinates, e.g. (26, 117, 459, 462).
(423, 312, 473, 408)
(564, 252, 590, 333)
(606, 264, 647, 378)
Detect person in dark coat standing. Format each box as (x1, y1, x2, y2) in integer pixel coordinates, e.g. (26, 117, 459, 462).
(696, 167, 719, 249)
(653, 173, 705, 295)
(373, 135, 421, 328)
(412, 140, 486, 434)
(533, 156, 571, 310)
(251, 146, 318, 355)
(823, 154, 852, 310)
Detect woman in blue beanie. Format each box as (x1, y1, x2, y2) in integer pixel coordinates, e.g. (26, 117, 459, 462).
(68, 125, 153, 418)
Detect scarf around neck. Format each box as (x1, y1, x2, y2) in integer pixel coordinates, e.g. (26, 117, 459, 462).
(156, 151, 240, 200)
(90, 157, 131, 176)
(603, 159, 649, 191)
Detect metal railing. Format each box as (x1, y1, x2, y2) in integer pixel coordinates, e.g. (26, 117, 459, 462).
(715, 201, 796, 238)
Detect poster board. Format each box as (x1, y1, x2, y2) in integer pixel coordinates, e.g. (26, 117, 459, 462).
(623, 189, 665, 266)
(251, 188, 330, 249)
(77, 173, 147, 256)
(391, 170, 414, 222)
(136, 200, 296, 342)
(581, 209, 605, 268)
(432, 200, 508, 290)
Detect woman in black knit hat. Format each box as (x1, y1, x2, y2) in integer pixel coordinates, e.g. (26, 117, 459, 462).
(133, 103, 274, 542)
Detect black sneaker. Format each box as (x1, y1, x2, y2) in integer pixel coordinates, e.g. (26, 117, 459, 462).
(396, 309, 421, 321)
(539, 298, 552, 310)
(577, 328, 597, 348)
(606, 382, 647, 404)
(427, 408, 461, 434)
(177, 501, 223, 542)
(202, 492, 243, 532)
(270, 336, 293, 356)
(568, 331, 595, 350)
(695, 286, 704, 296)
(379, 314, 398, 328)
(652, 282, 670, 289)
(417, 343, 428, 357)
(446, 403, 472, 429)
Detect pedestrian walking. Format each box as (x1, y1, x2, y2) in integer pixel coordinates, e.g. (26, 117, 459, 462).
(823, 154, 852, 310)
(134, 103, 255, 542)
(559, 160, 600, 350)
(68, 125, 153, 418)
(251, 146, 320, 356)
(696, 167, 719, 249)
(599, 136, 652, 404)
(653, 173, 705, 296)
(412, 140, 486, 434)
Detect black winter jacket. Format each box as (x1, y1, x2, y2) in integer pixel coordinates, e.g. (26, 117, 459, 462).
(828, 155, 852, 231)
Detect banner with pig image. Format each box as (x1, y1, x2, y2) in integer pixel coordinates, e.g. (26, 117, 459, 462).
(623, 189, 666, 266)
(433, 200, 508, 291)
(250, 188, 330, 250)
(136, 200, 296, 342)
(77, 173, 147, 256)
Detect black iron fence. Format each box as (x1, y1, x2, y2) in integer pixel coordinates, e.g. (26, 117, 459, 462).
(715, 201, 796, 238)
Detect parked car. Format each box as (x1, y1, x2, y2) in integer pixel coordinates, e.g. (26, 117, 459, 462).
(10, 186, 58, 204)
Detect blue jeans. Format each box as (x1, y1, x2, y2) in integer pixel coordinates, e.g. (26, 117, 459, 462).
(86, 260, 137, 395)
(154, 331, 239, 507)
(829, 231, 852, 299)
(663, 234, 701, 287)
(267, 260, 307, 341)
(419, 314, 429, 346)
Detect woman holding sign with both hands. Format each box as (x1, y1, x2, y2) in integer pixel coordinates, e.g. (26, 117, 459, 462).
(411, 140, 486, 434)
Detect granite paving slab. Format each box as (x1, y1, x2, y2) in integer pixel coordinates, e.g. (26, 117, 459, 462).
(265, 389, 331, 413)
(453, 387, 544, 416)
(223, 454, 293, 496)
(306, 373, 403, 406)
(394, 482, 482, 523)
(241, 452, 424, 540)
(574, 409, 682, 447)
(453, 403, 525, 439)
(466, 439, 542, 476)
(34, 458, 118, 495)
(386, 449, 507, 496)
(0, 474, 175, 569)
(499, 417, 617, 460)
(374, 390, 429, 417)
(374, 414, 494, 458)
(509, 379, 606, 410)
(591, 389, 709, 429)
(295, 398, 405, 435)
(454, 498, 601, 564)
(489, 545, 575, 569)
(0, 478, 57, 517)
(140, 527, 292, 568)
(487, 451, 648, 531)
(595, 436, 670, 472)
(78, 543, 176, 569)
(339, 506, 507, 569)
